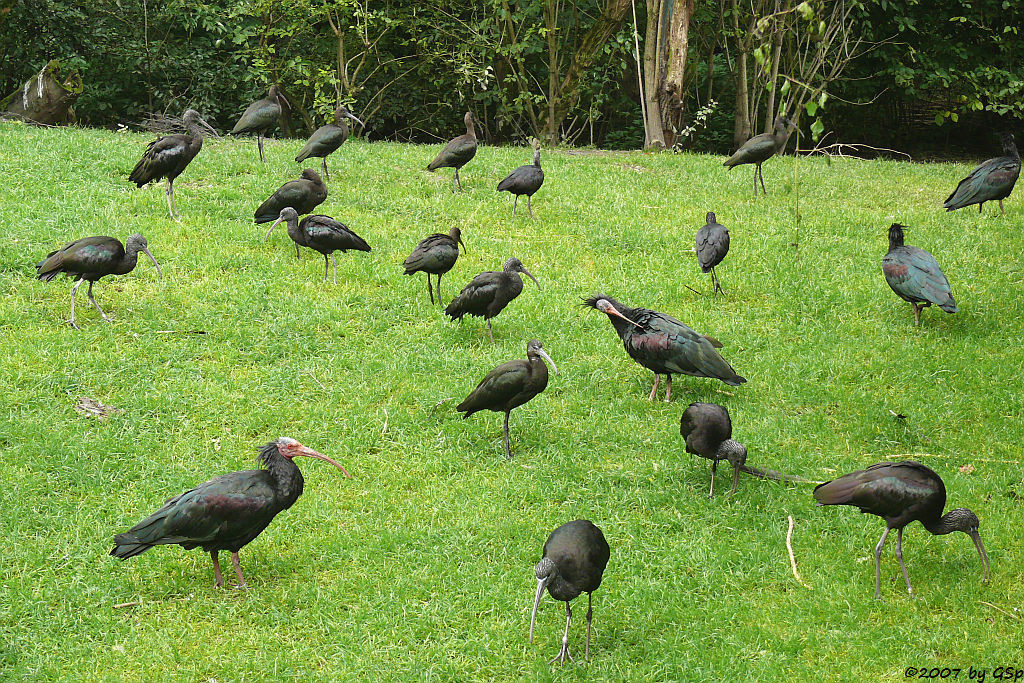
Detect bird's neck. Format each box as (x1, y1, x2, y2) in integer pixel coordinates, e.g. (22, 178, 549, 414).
(118, 248, 141, 275)
(267, 456, 305, 508)
(921, 511, 962, 536)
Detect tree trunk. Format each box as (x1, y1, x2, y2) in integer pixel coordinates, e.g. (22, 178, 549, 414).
(1, 60, 82, 125)
(544, 0, 561, 145)
(730, 0, 751, 148)
(643, 0, 665, 149)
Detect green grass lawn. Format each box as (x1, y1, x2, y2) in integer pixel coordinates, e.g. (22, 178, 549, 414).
(0, 121, 1021, 681)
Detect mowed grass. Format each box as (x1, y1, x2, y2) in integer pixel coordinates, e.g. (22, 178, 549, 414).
(0, 121, 1022, 681)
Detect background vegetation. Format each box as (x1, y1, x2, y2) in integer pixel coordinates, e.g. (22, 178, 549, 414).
(0, 120, 1021, 679)
(1, 0, 1022, 153)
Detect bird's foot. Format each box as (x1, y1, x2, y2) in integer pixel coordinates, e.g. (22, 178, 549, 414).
(548, 645, 575, 665)
(233, 582, 249, 591)
(67, 319, 81, 331)
(214, 578, 225, 589)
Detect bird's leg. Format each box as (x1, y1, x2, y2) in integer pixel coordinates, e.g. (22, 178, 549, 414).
(321, 157, 329, 181)
(978, 203, 983, 214)
(452, 168, 460, 193)
(548, 601, 574, 664)
(528, 196, 535, 220)
(873, 527, 892, 600)
(165, 179, 177, 220)
(648, 373, 660, 401)
(895, 527, 913, 595)
(758, 164, 767, 195)
(752, 167, 758, 197)
(664, 374, 672, 403)
(709, 460, 717, 499)
(912, 303, 922, 326)
(711, 268, 724, 295)
(230, 552, 249, 589)
(436, 275, 443, 306)
(999, 199, 1004, 215)
(503, 410, 512, 459)
(331, 254, 338, 285)
(257, 135, 265, 164)
(512, 195, 518, 217)
(487, 319, 494, 343)
(68, 277, 84, 330)
(210, 550, 225, 588)
(425, 274, 435, 305)
(585, 592, 594, 662)
(86, 281, 112, 322)
(296, 244, 302, 260)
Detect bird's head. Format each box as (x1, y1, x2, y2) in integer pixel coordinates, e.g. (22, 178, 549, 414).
(888, 223, 906, 249)
(125, 234, 163, 279)
(265, 437, 351, 478)
(945, 507, 990, 583)
(583, 295, 643, 329)
(300, 169, 323, 184)
(182, 109, 219, 138)
(526, 339, 558, 375)
(504, 257, 540, 289)
(705, 211, 717, 224)
(450, 227, 467, 253)
(269, 85, 290, 110)
(337, 106, 364, 129)
(266, 207, 300, 240)
(529, 556, 559, 643)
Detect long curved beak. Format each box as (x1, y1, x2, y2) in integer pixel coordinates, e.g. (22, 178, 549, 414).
(345, 111, 365, 128)
(458, 236, 467, 254)
(970, 530, 990, 583)
(142, 247, 163, 279)
(196, 115, 220, 139)
(278, 91, 291, 111)
(529, 576, 548, 643)
(521, 266, 540, 290)
(603, 304, 643, 329)
(537, 347, 558, 375)
(266, 215, 285, 241)
(292, 445, 351, 478)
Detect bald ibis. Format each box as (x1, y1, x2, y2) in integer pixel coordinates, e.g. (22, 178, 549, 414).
(584, 294, 746, 401)
(445, 257, 539, 342)
(496, 143, 544, 218)
(882, 223, 957, 326)
(230, 85, 289, 163)
(696, 211, 730, 295)
(456, 339, 557, 459)
(680, 403, 747, 498)
(723, 115, 794, 196)
(128, 108, 217, 219)
(254, 169, 327, 224)
(814, 460, 990, 599)
(111, 437, 349, 588)
(402, 227, 466, 305)
(36, 234, 162, 330)
(427, 111, 477, 192)
(944, 132, 1020, 214)
(265, 207, 371, 283)
(530, 520, 610, 664)
(294, 105, 364, 181)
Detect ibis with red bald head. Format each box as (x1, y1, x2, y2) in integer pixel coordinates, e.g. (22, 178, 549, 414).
(110, 437, 349, 588)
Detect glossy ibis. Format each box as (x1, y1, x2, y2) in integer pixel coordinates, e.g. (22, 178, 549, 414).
(456, 339, 557, 459)
(254, 169, 327, 224)
(723, 115, 794, 196)
(695, 211, 730, 295)
(813, 460, 990, 599)
(584, 294, 746, 401)
(294, 105, 364, 181)
(944, 132, 1020, 214)
(111, 437, 349, 588)
(496, 142, 544, 218)
(680, 402, 747, 498)
(882, 223, 957, 326)
(265, 207, 371, 283)
(530, 520, 610, 664)
(36, 234, 162, 330)
(402, 226, 466, 305)
(427, 111, 477, 192)
(128, 108, 217, 219)
(230, 85, 289, 163)
(445, 257, 539, 342)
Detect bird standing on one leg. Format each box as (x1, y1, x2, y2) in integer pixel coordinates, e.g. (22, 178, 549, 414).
(427, 111, 477, 192)
(530, 520, 610, 664)
(36, 234, 162, 330)
(881, 223, 957, 326)
(813, 460, 990, 599)
(456, 339, 556, 459)
(695, 211, 730, 295)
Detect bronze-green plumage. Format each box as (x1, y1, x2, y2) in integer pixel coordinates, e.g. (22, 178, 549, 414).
(427, 111, 477, 192)
(496, 144, 544, 218)
(294, 105, 364, 181)
(254, 169, 327, 224)
(723, 115, 794, 196)
(881, 223, 957, 326)
(944, 133, 1019, 214)
(36, 234, 162, 330)
(445, 257, 539, 342)
(402, 227, 466, 305)
(456, 339, 557, 459)
(265, 207, 371, 284)
(230, 85, 289, 163)
(695, 211, 730, 295)
(680, 402, 747, 498)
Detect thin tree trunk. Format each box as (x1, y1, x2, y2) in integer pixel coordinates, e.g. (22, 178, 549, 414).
(730, 0, 750, 148)
(643, 0, 665, 148)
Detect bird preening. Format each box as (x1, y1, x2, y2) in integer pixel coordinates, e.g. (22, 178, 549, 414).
(813, 460, 990, 599)
(881, 223, 957, 326)
(723, 115, 795, 196)
(530, 520, 610, 664)
(943, 132, 1019, 214)
(584, 294, 746, 401)
(266, 207, 371, 283)
(36, 233, 162, 330)
(496, 140, 544, 218)
(295, 105, 364, 181)
(111, 437, 349, 589)
(230, 85, 289, 163)
(129, 108, 217, 219)
(456, 339, 557, 459)
(254, 169, 328, 224)
(427, 111, 478, 192)
(402, 226, 467, 305)
(445, 257, 540, 342)
(695, 211, 730, 295)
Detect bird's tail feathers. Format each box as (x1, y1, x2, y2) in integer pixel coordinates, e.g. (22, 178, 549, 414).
(110, 533, 154, 559)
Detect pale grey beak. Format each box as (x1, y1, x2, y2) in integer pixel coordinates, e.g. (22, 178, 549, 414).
(529, 575, 548, 643)
(266, 214, 286, 241)
(345, 111, 365, 128)
(520, 266, 540, 290)
(537, 347, 558, 375)
(142, 247, 163, 279)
